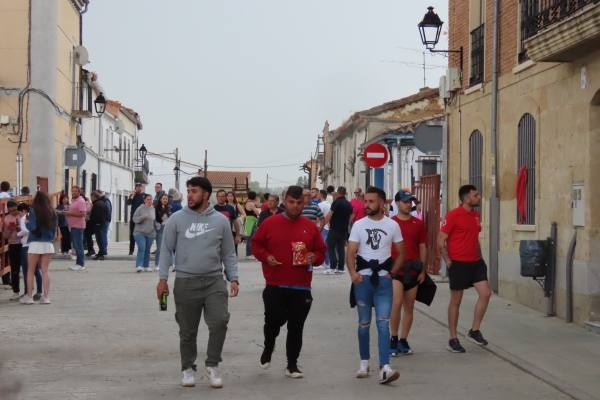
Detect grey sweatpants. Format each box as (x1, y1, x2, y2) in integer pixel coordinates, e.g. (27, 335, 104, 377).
(174, 276, 230, 370)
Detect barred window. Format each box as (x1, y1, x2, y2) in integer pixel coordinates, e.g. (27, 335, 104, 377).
(517, 113, 536, 224)
(469, 130, 483, 194)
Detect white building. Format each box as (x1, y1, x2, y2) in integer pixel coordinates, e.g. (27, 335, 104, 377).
(79, 70, 143, 241)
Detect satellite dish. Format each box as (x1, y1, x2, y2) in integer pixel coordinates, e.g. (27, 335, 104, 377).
(74, 46, 90, 65)
(414, 123, 443, 154)
(115, 119, 126, 132)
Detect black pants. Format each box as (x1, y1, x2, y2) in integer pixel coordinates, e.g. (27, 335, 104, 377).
(60, 226, 71, 253)
(8, 244, 22, 293)
(327, 230, 347, 271)
(129, 220, 135, 254)
(263, 286, 312, 368)
(85, 223, 95, 254)
(1, 252, 9, 285)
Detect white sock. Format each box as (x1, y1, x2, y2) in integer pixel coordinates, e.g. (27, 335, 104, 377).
(360, 360, 369, 369)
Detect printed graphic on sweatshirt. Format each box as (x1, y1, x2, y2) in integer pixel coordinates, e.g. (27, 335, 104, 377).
(185, 222, 215, 239)
(365, 228, 388, 250)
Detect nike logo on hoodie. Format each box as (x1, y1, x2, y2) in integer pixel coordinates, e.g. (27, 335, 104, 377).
(185, 222, 215, 239)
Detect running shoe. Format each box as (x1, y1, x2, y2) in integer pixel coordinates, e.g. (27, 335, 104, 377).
(447, 338, 466, 353)
(285, 365, 304, 379)
(389, 337, 399, 356)
(378, 365, 399, 384)
(206, 366, 223, 388)
(181, 368, 195, 387)
(467, 329, 489, 346)
(398, 339, 413, 355)
(356, 361, 369, 378)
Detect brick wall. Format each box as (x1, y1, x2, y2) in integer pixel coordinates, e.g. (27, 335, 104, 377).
(449, 0, 519, 89)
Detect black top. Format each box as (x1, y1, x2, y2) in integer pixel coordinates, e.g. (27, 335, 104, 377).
(258, 208, 283, 226)
(127, 192, 146, 215)
(329, 196, 353, 234)
(214, 203, 237, 227)
(90, 199, 109, 224)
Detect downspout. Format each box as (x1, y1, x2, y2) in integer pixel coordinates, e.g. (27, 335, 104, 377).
(75, 1, 89, 188)
(489, 0, 501, 293)
(565, 230, 577, 323)
(16, 0, 33, 191)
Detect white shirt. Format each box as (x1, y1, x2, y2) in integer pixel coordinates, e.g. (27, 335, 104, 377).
(0, 192, 11, 199)
(17, 215, 29, 246)
(318, 200, 331, 230)
(349, 216, 402, 276)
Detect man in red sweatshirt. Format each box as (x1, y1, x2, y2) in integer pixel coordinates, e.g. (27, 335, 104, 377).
(252, 185, 326, 379)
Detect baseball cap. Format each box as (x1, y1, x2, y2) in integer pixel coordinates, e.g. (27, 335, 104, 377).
(394, 190, 416, 202)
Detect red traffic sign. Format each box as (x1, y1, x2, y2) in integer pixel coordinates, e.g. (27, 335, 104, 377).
(363, 143, 389, 168)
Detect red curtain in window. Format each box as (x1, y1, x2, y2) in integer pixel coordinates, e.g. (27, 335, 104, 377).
(516, 165, 528, 224)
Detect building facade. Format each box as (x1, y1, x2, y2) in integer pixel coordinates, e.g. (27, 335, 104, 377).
(321, 88, 444, 197)
(0, 0, 89, 194)
(446, 0, 600, 324)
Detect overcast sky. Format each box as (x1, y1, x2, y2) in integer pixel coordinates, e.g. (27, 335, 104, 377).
(84, 0, 448, 189)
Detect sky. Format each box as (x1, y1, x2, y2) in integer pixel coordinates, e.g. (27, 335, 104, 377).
(84, 0, 448, 189)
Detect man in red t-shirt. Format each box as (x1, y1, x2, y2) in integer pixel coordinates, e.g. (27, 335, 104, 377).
(252, 185, 326, 379)
(438, 184, 492, 353)
(389, 191, 427, 356)
(350, 187, 366, 226)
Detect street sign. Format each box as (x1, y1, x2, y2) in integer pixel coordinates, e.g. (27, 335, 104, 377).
(64, 146, 86, 167)
(363, 143, 389, 168)
(414, 123, 443, 154)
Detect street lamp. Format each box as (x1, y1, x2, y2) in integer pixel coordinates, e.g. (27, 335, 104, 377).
(139, 144, 147, 160)
(94, 92, 106, 117)
(418, 6, 463, 71)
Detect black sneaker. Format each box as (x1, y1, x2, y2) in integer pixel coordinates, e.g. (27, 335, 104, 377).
(259, 347, 273, 369)
(33, 293, 41, 302)
(389, 336, 399, 356)
(93, 254, 105, 261)
(85, 252, 96, 258)
(285, 365, 303, 379)
(467, 329, 488, 346)
(447, 338, 466, 353)
(398, 338, 413, 355)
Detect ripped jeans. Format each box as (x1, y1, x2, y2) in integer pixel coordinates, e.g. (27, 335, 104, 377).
(354, 275, 393, 366)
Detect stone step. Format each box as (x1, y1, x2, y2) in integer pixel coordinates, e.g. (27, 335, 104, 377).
(584, 320, 600, 335)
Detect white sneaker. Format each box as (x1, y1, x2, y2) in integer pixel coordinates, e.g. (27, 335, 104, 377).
(19, 295, 34, 305)
(143, 267, 151, 273)
(9, 292, 21, 301)
(181, 368, 195, 387)
(285, 366, 304, 379)
(322, 269, 336, 275)
(69, 264, 85, 271)
(356, 360, 370, 378)
(154, 267, 160, 272)
(334, 270, 345, 275)
(206, 366, 223, 388)
(378, 364, 400, 384)
(40, 296, 51, 305)
(136, 266, 143, 273)
(313, 265, 324, 270)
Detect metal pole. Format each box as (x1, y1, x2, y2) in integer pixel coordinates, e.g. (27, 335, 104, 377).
(204, 150, 207, 178)
(489, 0, 501, 293)
(266, 174, 269, 191)
(546, 222, 558, 317)
(174, 147, 180, 191)
(565, 230, 577, 322)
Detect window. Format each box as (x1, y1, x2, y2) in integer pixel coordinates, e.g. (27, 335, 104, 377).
(469, 130, 483, 193)
(82, 170, 87, 194)
(91, 173, 97, 192)
(519, 0, 538, 62)
(470, 24, 485, 86)
(517, 113, 536, 224)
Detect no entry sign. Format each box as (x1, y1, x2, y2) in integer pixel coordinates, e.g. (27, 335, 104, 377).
(363, 143, 389, 168)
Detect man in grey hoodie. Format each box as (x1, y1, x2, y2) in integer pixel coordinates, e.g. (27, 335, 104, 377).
(156, 176, 239, 389)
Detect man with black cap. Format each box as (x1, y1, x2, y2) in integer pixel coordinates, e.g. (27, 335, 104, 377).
(156, 176, 239, 389)
(389, 191, 427, 356)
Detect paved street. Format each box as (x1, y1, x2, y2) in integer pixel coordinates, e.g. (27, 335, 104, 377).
(0, 246, 598, 400)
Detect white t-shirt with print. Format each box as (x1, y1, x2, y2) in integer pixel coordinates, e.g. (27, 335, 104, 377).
(318, 200, 331, 230)
(349, 216, 403, 276)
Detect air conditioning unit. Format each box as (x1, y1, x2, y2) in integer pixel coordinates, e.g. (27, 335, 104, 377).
(447, 68, 461, 91)
(439, 75, 450, 99)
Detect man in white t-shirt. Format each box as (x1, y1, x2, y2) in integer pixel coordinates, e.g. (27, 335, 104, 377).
(315, 190, 331, 270)
(347, 186, 404, 385)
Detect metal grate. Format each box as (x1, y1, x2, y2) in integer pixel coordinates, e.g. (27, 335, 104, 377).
(470, 24, 485, 86)
(469, 130, 484, 194)
(517, 113, 536, 225)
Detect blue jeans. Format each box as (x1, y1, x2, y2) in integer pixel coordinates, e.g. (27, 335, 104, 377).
(134, 233, 154, 268)
(21, 246, 42, 295)
(321, 229, 330, 266)
(94, 223, 109, 255)
(70, 228, 85, 267)
(155, 225, 164, 266)
(354, 275, 393, 366)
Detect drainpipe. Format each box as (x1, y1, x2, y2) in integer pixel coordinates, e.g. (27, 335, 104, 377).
(566, 230, 577, 323)
(488, 0, 501, 293)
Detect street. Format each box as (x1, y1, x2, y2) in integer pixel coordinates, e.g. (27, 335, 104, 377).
(1, 248, 596, 400)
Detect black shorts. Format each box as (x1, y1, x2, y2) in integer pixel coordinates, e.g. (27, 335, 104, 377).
(392, 260, 423, 291)
(448, 259, 488, 290)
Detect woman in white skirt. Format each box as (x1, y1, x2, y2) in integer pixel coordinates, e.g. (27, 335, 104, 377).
(20, 191, 57, 305)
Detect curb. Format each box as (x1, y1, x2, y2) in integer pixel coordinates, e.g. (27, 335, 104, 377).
(415, 306, 598, 400)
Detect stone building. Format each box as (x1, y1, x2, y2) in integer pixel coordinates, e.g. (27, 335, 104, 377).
(445, 0, 600, 325)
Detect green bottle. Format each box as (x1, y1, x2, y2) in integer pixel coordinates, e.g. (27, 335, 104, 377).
(160, 290, 168, 311)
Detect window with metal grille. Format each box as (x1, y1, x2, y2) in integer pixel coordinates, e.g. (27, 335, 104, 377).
(469, 130, 483, 193)
(470, 24, 485, 86)
(517, 113, 536, 224)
